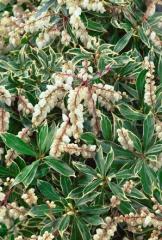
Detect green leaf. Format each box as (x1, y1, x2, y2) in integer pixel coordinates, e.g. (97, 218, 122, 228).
(140, 163, 153, 195)
(158, 55, 162, 84)
(115, 168, 134, 179)
(104, 147, 114, 175)
(0, 166, 10, 177)
(100, 114, 112, 141)
(80, 132, 96, 144)
(95, 146, 105, 175)
(128, 131, 142, 152)
(70, 223, 81, 240)
(38, 123, 56, 153)
(12, 160, 39, 188)
(146, 144, 162, 155)
(76, 191, 100, 206)
(118, 104, 144, 121)
(29, 204, 50, 217)
(30, 204, 63, 217)
(58, 215, 70, 234)
(143, 112, 155, 151)
(138, 26, 150, 47)
(37, 180, 61, 201)
(86, 19, 106, 32)
(119, 201, 135, 214)
(136, 69, 147, 102)
(83, 179, 102, 194)
(38, 124, 48, 153)
(45, 157, 75, 177)
(127, 188, 146, 199)
(68, 187, 84, 199)
(0, 223, 7, 237)
(75, 217, 91, 240)
(79, 206, 108, 215)
(9, 162, 20, 177)
(1, 133, 36, 157)
(73, 161, 96, 176)
(114, 32, 132, 52)
(109, 182, 126, 200)
(84, 215, 104, 225)
(60, 176, 72, 196)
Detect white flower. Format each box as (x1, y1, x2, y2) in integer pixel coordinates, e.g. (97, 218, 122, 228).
(117, 128, 134, 151)
(0, 187, 5, 201)
(61, 30, 71, 46)
(93, 84, 122, 109)
(143, 215, 152, 227)
(143, 57, 156, 106)
(32, 84, 66, 127)
(145, 2, 156, 18)
(18, 95, 33, 115)
(50, 119, 70, 157)
(8, 202, 26, 220)
(46, 201, 56, 208)
(0, 86, 12, 106)
(0, 206, 6, 222)
(5, 149, 18, 166)
(22, 188, 38, 206)
(15, 236, 24, 240)
(38, 231, 54, 240)
(74, 7, 82, 16)
(0, 108, 10, 133)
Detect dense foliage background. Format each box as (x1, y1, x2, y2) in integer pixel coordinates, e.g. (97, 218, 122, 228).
(0, 0, 162, 239)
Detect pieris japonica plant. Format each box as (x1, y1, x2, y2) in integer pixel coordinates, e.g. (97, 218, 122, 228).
(0, 0, 162, 239)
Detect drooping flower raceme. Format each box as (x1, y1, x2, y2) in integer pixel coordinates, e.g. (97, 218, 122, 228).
(117, 128, 134, 151)
(143, 56, 156, 106)
(0, 108, 10, 133)
(32, 84, 67, 127)
(0, 86, 12, 106)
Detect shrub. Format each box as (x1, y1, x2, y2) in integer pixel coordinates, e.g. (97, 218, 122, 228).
(0, 0, 162, 239)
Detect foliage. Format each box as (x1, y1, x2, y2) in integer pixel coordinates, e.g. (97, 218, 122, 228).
(0, 0, 162, 240)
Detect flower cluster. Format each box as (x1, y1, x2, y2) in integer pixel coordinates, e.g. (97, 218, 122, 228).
(93, 216, 117, 240)
(68, 86, 88, 139)
(110, 195, 120, 208)
(50, 113, 96, 158)
(148, 230, 161, 240)
(34, 62, 122, 158)
(15, 231, 54, 240)
(0, 108, 10, 133)
(148, 152, 162, 171)
(117, 128, 134, 151)
(146, 28, 162, 50)
(32, 84, 67, 127)
(143, 56, 156, 106)
(152, 197, 162, 214)
(0, 0, 162, 239)
(63, 143, 96, 158)
(58, 0, 105, 49)
(0, 202, 26, 229)
(21, 188, 38, 206)
(0, 0, 106, 51)
(144, 0, 156, 19)
(18, 95, 34, 115)
(122, 180, 135, 193)
(93, 207, 162, 240)
(92, 83, 122, 111)
(50, 115, 71, 157)
(0, 86, 12, 106)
